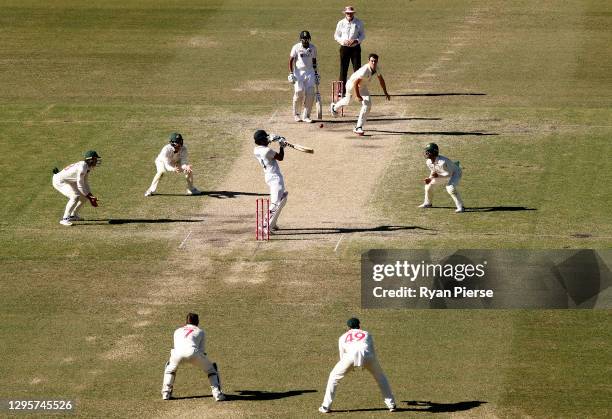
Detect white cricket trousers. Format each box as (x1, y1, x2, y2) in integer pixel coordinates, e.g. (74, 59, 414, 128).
(424, 169, 464, 210)
(334, 83, 372, 129)
(322, 356, 395, 409)
(52, 175, 87, 219)
(148, 160, 194, 193)
(162, 349, 220, 395)
(293, 70, 316, 119)
(266, 173, 288, 229)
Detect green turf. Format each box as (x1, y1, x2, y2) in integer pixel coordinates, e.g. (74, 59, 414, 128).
(1, 0, 611, 418)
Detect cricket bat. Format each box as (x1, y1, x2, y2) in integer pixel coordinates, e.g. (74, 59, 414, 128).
(315, 84, 323, 120)
(285, 141, 314, 154)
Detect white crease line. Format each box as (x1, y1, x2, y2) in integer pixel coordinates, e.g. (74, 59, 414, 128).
(334, 234, 344, 252)
(178, 230, 192, 249)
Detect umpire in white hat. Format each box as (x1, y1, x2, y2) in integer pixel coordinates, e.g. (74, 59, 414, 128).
(334, 6, 366, 94)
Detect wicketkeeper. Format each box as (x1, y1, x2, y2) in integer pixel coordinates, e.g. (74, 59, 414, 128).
(161, 313, 226, 401)
(52, 150, 101, 226)
(319, 318, 396, 413)
(419, 143, 465, 213)
(145, 132, 201, 196)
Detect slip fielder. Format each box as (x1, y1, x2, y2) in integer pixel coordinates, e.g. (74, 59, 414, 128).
(161, 313, 226, 401)
(319, 318, 397, 413)
(419, 143, 465, 213)
(145, 132, 201, 197)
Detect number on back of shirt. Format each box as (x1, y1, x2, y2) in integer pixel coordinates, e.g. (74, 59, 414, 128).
(345, 331, 366, 343)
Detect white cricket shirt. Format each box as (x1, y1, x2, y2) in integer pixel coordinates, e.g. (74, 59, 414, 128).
(338, 329, 376, 367)
(348, 63, 383, 89)
(156, 144, 189, 167)
(173, 325, 206, 354)
(426, 155, 460, 178)
(54, 160, 92, 195)
(254, 145, 283, 178)
(290, 43, 317, 71)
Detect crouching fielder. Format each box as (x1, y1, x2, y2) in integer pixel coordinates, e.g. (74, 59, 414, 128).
(145, 132, 201, 196)
(330, 53, 390, 136)
(319, 318, 396, 413)
(161, 313, 226, 401)
(419, 143, 465, 213)
(52, 150, 101, 226)
(253, 129, 288, 231)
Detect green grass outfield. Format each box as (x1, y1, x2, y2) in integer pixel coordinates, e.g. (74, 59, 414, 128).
(1, 0, 611, 417)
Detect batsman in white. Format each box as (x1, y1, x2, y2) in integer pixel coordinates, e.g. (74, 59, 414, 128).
(161, 313, 226, 401)
(330, 53, 390, 136)
(319, 318, 397, 413)
(52, 150, 101, 226)
(253, 129, 288, 231)
(288, 30, 320, 123)
(419, 142, 465, 213)
(145, 132, 201, 196)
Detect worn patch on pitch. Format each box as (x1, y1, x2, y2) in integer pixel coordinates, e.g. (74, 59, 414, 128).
(100, 335, 144, 361)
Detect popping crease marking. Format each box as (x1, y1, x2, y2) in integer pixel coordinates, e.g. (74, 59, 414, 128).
(178, 230, 192, 249)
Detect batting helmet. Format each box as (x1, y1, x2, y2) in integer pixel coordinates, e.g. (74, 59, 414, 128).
(169, 132, 184, 145)
(299, 30, 311, 40)
(253, 129, 269, 144)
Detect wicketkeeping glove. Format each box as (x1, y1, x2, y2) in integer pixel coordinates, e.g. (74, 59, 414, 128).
(288, 73, 297, 83)
(87, 194, 99, 207)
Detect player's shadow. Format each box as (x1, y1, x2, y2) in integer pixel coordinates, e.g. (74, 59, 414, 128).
(225, 389, 317, 401)
(320, 117, 440, 124)
(369, 129, 498, 136)
(371, 92, 487, 97)
(273, 225, 433, 236)
(84, 219, 204, 225)
(432, 206, 536, 212)
(403, 400, 487, 412)
(151, 191, 267, 198)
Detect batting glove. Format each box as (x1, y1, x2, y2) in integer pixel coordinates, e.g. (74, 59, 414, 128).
(314, 72, 320, 85)
(288, 73, 297, 83)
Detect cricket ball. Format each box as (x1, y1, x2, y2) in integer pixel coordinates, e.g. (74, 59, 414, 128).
(319, 123, 324, 128)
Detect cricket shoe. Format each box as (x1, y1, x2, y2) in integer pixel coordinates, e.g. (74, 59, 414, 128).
(144, 190, 154, 197)
(318, 406, 330, 413)
(353, 126, 364, 136)
(455, 207, 465, 213)
(330, 103, 338, 117)
(211, 387, 226, 401)
(418, 203, 432, 208)
(294, 114, 302, 122)
(302, 116, 313, 123)
(59, 218, 73, 226)
(68, 215, 83, 221)
(186, 188, 201, 196)
(162, 392, 172, 400)
(385, 399, 397, 412)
